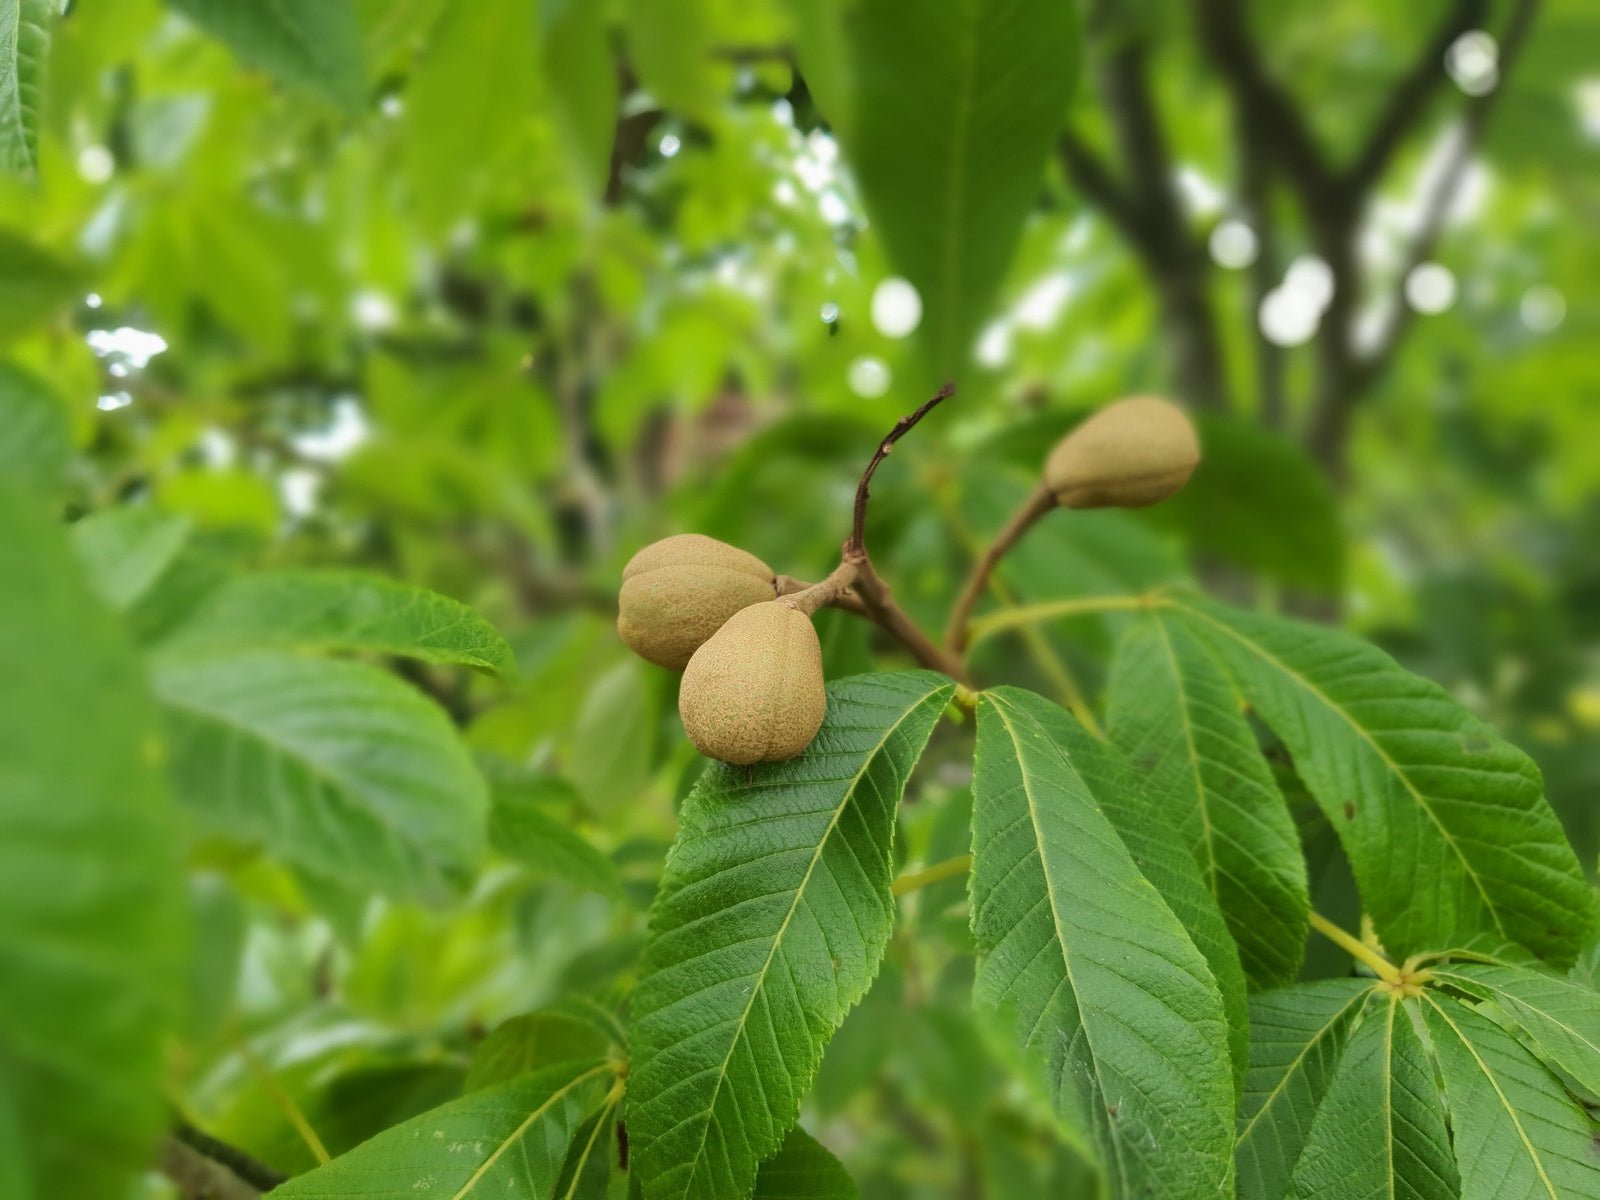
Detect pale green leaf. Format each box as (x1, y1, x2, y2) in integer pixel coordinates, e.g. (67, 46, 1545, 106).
(158, 569, 515, 675)
(152, 650, 488, 900)
(0, 361, 68, 494)
(1108, 612, 1310, 989)
(70, 506, 193, 611)
(567, 658, 656, 816)
(0, 229, 81, 339)
(1169, 593, 1595, 964)
(0, 481, 187, 1198)
(971, 685, 1235, 1199)
(1288, 997, 1458, 1200)
(1434, 963, 1600, 1098)
(543, 0, 617, 199)
(622, 0, 718, 122)
(753, 1126, 859, 1200)
(490, 779, 622, 898)
(813, 0, 1079, 373)
(628, 671, 955, 1200)
(1423, 993, 1600, 1199)
(1236, 979, 1371, 1200)
(0, 0, 49, 173)
(271, 1059, 614, 1198)
(1015, 687, 1250, 1096)
(167, 0, 366, 112)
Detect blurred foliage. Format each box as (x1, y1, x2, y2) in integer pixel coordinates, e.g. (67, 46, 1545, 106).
(1, 0, 1598, 1197)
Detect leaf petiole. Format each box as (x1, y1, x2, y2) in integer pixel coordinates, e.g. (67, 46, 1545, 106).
(1308, 911, 1401, 984)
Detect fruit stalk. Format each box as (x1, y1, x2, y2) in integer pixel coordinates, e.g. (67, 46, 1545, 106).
(944, 483, 1055, 655)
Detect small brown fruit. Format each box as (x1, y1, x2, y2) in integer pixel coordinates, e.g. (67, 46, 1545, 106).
(1044, 395, 1200, 509)
(618, 534, 776, 669)
(678, 601, 826, 765)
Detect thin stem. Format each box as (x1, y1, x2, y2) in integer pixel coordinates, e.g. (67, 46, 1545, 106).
(776, 573, 868, 617)
(233, 1032, 331, 1165)
(849, 382, 956, 555)
(945, 483, 1055, 654)
(966, 593, 1152, 647)
(850, 557, 972, 684)
(891, 853, 972, 896)
(779, 561, 860, 616)
(1308, 911, 1399, 983)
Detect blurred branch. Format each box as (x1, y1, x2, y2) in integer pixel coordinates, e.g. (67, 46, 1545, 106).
(1238, 120, 1287, 429)
(1353, 0, 1539, 390)
(162, 1122, 286, 1199)
(1057, 130, 1144, 243)
(1344, 0, 1490, 194)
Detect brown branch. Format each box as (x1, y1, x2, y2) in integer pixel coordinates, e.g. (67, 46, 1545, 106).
(944, 484, 1055, 655)
(1344, 0, 1491, 194)
(775, 573, 869, 617)
(161, 1123, 287, 1199)
(1058, 128, 1148, 248)
(848, 382, 955, 556)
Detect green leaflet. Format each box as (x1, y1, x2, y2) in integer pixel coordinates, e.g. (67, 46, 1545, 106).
(152, 650, 488, 900)
(271, 1059, 613, 1198)
(490, 780, 623, 899)
(753, 1126, 859, 1200)
(0, 0, 49, 173)
(0, 362, 68, 493)
(156, 568, 516, 674)
(0, 482, 187, 1198)
(465, 1011, 614, 1094)
(167, 0, 365, 112)
(801, 0, 1079, 375)
(0, 229, 82, 339)
(1288, 997, 1458, 1199)
(1108, 612, 1309, 989)
(628, 671, 954, 1200)
(1017, 688, 1250, 1097)
(1433, 963, 1600, 1099)
(1168, 594, 1595, 965)
(1236, 979, 1371, 1200)
(1424, 994, 1600, 1199)
(71, 507, 193, 612)
(971, 686, 1235, 1199)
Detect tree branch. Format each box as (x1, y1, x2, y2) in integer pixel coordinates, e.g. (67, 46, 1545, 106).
(1344, 0, 1491, 194)
(848, 383, 954, 557)
(1057, 129, 1147, 247)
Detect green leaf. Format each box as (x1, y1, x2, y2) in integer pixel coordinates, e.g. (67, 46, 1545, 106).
(1288, 996, 1459, 1200)
(622, 0, 718, 123)
(813, 0, 1079, 372)
(0, 361, 68, 494)
(567, 658, 656, 816)
(270, 1059, 614, 1198)
(543, 0, 617, 199)
(1108, 612, 1310, 989)
(166, 0, 366, 112)
(1017, 687, 1250, 1096)
(152, 650, 488, 900)
(628, 671, 955, 1200)
(1168, 593, 1595, 964)
(465, 1011, 614, 1093)
(491, 778, 622, 898)
(1433, 963, 1600, 1098)
(158, 569, 516, 675)
(0, 229, 81, 339)
(0, 0, 49, 173)
(753, 1126, 859, 1200)
(1236, 980, 1371, 1200)
(70, 506, 193, 611)
(970, 685, 1235, 1198)
(1423, 993, 1600, 1199)
(1149, 414, 1345, 593)
(0, 481, 186, 1198)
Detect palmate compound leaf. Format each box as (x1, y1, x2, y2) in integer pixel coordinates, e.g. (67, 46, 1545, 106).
(270, 1059, 614, 1198)
(1422, 993, 1600, 1199)
(970, 686, 1235, 1199)
(1236, 979, 1373, 1200)
(1108, 612, 1310, 990)
(1287, 996, 1459, 1200)
(1430, 963, 1600, 1099)
(1166, 593, 1596, 965)
(627, 671, 955, 1200)
(151, 649, 488, 900)
(157, 568, 516, 675)
(1010, 685, 1250, 1097)
(0, 481, 187, 1199)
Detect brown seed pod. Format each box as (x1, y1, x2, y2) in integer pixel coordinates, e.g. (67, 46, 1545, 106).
(678, 601, 826, 765)
(618, 534, 776, 669)
(1043, 395, 1200, 509)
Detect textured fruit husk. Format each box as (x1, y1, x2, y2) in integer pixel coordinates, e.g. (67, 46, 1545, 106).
(617, 534, 775, 669)
(678, 602, 826, 764)
(1044, 395, 1200, 509)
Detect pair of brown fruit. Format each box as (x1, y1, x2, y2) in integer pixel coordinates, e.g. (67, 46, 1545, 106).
(617, 396, 1200, 765)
